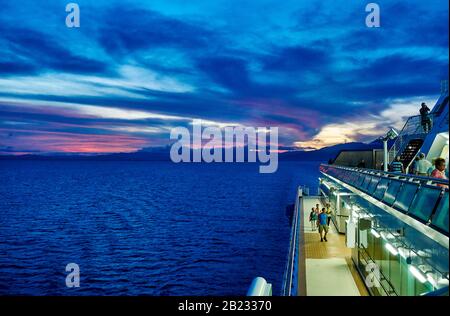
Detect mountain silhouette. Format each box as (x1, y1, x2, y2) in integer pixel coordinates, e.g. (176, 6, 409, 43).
(0, 141, 384, 162)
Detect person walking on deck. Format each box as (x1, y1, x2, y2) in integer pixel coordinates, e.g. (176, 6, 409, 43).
(314, 203, 320, 216)
(390, 156, 404, 173)
(325, 203, 332, 226)
(410, 156, 420, 175)
(318, 208, 329, 242)
(309, 207, 318, 231)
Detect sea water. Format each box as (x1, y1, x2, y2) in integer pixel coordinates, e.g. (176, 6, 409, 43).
(0, 160, 320, 295)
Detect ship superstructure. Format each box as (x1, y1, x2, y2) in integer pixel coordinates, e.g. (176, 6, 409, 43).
(248, 84, 449, 297)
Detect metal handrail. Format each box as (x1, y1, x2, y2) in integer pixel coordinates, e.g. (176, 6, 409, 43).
(281, 187, 301, 296)
(321, 163, 449, 293)
(404, 148, 426, 174)
(320, 163, 449, 239)
(359, 245, 398, 296)
(388, 113, 436, 163)
(320, 163, 449, 187)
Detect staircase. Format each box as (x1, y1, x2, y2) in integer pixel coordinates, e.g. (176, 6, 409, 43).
(388, 114, 434, 169)
(397, 139, 424, 168)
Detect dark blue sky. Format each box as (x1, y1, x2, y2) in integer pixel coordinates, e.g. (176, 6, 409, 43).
(0, 0, 448, 154)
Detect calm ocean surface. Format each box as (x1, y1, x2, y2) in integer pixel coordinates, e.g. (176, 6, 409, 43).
(0, 161, 320, 295)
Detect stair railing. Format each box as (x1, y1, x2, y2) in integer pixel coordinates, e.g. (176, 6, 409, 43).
(388, 114, 434, 163)
(405, 150, 420, 174)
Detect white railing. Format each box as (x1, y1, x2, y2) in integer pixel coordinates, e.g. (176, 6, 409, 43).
(249, 187, 302, 297)
(281, 186, 302, 296)
(388, 114, 433, 163)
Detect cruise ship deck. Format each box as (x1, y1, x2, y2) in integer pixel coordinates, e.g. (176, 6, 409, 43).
(297, 196, 369, 296)
(247, 88, 448, 297)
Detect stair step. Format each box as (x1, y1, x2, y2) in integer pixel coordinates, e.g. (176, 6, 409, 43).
(396, 138, 425, 168)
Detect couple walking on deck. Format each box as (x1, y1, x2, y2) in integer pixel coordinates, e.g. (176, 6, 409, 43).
(309, 203, 332, 242)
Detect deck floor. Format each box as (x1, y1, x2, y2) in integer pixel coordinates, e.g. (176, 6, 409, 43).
(299, 197, 369, 296)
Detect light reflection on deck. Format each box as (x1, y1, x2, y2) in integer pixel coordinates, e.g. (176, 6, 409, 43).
(298, 196, 369, 296)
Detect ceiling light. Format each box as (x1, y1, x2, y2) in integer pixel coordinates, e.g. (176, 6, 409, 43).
(385, 243, 399, 256)
(371, 228, 380, 238)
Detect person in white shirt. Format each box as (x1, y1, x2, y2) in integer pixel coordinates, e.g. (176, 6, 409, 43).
(415, 153, 432, 176)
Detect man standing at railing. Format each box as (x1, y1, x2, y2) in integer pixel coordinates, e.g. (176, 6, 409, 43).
(390, 156, 404, 173)
(415, 153, 432, 176)
(420, 102, 432, 133)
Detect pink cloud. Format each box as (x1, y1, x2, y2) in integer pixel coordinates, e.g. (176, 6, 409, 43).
(0, 129, 150, 154)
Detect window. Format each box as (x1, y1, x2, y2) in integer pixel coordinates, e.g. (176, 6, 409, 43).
(408, 186, 442, 223)
(430, 191, 449, 234)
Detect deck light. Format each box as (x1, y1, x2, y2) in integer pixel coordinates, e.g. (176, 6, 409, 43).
(381, 128, 399, 171)
(385, 243, 398, 256)
(409, 265, 427, 283)
(370, 228, 380, 238)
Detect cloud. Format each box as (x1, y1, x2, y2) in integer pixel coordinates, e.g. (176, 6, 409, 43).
(0, 61, 37, 76)
(295, 96, 439, 150)
(0, 129, 150, 153)
(352, 54, 448, 84)
(0, 0, 448, 154)
(263, 46, 328, 72)
(197, 56, 251, 93)
(96, 7, 214, 56)
(0, 27, 108, 75)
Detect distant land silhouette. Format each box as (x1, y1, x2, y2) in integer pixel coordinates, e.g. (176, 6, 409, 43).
(0, 139, 390, 162)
